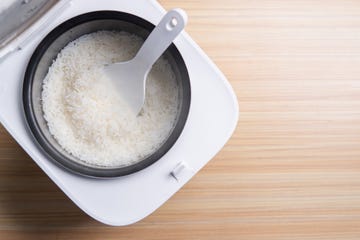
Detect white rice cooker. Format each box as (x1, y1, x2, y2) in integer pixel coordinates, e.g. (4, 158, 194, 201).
(0, 0, 238, 225)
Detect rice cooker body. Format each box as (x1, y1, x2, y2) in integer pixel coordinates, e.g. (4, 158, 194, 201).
(22, 11, 191, 178)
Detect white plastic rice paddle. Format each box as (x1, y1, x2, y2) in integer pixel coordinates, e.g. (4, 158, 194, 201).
(104, 9, 188, 115)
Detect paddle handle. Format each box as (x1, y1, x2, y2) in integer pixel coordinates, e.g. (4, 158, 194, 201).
(134, 9, 188, 72)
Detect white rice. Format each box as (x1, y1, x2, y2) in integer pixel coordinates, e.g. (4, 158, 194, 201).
(42, 31, 179, 167)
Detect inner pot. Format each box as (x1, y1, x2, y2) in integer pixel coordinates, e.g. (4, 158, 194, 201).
(22, 11, 191, 178)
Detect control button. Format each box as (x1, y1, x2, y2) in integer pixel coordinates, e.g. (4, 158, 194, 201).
(171, 162, 193, 181)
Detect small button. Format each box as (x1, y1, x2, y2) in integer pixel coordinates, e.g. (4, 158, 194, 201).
(171, 162, 192, 181)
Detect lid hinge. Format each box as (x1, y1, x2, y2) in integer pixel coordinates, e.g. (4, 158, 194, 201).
(0, 0, 72, 63)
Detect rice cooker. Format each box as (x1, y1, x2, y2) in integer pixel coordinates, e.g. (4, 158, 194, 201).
(0, 0, 238, 226)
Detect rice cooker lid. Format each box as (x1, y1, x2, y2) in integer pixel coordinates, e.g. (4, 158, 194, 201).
(0, 0, 58, 51)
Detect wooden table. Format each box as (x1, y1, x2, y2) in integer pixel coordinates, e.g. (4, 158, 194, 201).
(1, 0, 360, 239)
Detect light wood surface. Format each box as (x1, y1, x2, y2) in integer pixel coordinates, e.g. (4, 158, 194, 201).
(1, 0, 360, 239)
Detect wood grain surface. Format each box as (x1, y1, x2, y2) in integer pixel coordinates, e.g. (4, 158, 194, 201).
(1, 0, 360, 239)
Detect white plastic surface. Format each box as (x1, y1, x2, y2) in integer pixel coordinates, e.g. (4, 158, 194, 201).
(0, 0, 239, 226)
(104, 8, 188, 115)
(171, 162, 193, 181)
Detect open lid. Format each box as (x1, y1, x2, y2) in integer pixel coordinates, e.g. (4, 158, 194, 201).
(0, 0, 59, 50)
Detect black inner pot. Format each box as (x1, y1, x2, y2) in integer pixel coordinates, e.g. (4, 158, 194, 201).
(22, 11, 191, 178)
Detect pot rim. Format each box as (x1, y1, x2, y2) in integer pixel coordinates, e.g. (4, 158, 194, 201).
(22, 11, 191, 178)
